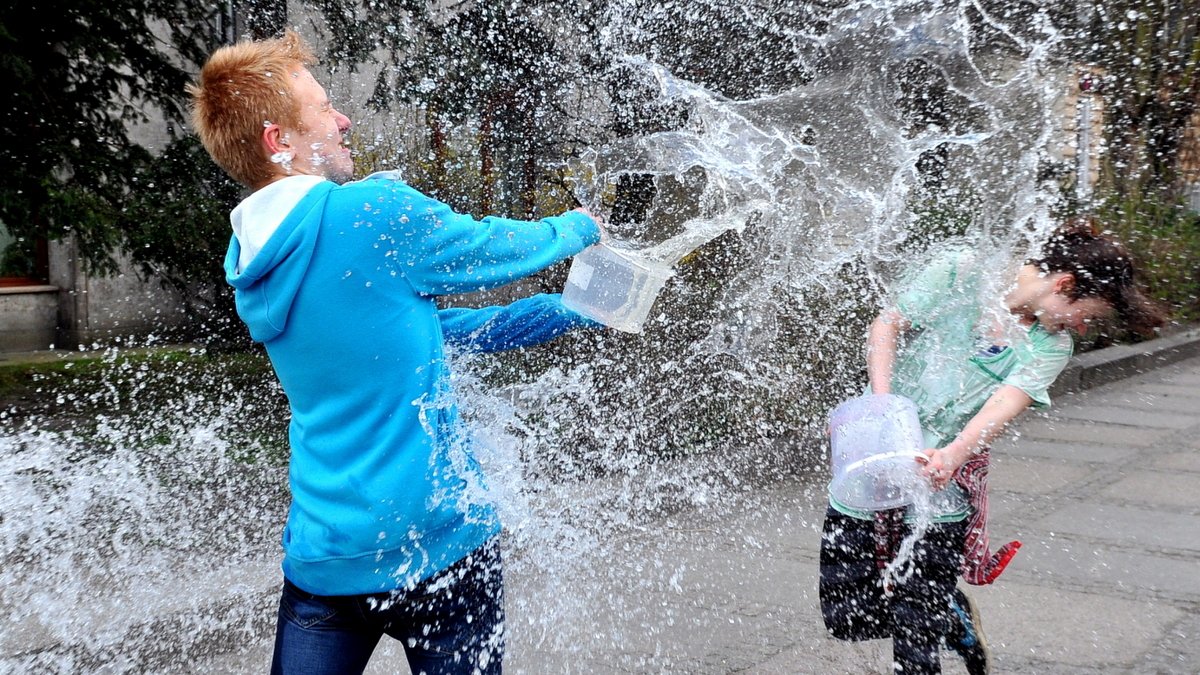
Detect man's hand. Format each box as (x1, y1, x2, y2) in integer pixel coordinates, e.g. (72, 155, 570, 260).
(573, 207, 608, 242)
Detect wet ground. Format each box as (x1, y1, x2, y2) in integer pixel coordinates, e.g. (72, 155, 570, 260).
(4, 332, 1199, 673)
(207, 336, 1200, 674)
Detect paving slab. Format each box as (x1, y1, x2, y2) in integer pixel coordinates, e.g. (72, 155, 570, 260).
(1036, 502, 1200, 552)
(1126, 382, 1200, 399)
(1138, 611, 1200, 674)
(1159, 370, 1200, 386)
(1047, 404, 1198, 429)
(1097, 470, 1200, 510)
(1002, 535, 1200, 599)
(744, 639, 896, 675)
(1014, 418, 1173, 447)
(985, 455, 1099, 495)
(758, 578, 1188, 674)
(743, 636, 969, 675)
(991, 438, 1130, 463)
(1152, 449, 1200, 472)
(972, 580, 1185, 671)
(1075, 390, 1200, 414)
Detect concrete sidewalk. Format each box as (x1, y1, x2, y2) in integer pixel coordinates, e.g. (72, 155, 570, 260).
(2, 323, 1176, 674)
(195, 331, 1200, 674)
(495, 355, 1200, 674)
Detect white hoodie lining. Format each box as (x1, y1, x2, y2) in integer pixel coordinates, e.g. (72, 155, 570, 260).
(230, 175, 327, 273)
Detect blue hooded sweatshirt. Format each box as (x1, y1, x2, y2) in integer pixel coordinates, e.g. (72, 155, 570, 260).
(224, 171, 600, 595)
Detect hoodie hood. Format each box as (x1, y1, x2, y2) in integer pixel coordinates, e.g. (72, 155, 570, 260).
(229, 175, 327, 273)
(224, 178, 335, 342)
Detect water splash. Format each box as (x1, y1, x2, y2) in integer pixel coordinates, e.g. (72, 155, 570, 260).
(0, 349, 288, 671)
(461, 0, 1070, 662)
(269, 150, 294, 172)
(2, 0, 1080, 670)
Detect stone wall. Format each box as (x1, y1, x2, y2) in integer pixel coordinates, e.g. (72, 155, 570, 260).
(1178, 107, 1200, 212)
(0, 285, 58, 352)
(48, 239, 193, 350)
(0, 239, 194, 354)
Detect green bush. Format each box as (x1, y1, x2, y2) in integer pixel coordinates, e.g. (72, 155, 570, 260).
(1097, 191, 1200, 322)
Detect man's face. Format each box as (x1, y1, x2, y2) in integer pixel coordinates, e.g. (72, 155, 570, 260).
(283, 68, 354, 183)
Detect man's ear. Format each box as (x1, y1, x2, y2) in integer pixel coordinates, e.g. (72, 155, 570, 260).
(262, 123, 289, 155)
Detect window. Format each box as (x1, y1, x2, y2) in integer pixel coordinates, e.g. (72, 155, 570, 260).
(0, 220, 48, 287)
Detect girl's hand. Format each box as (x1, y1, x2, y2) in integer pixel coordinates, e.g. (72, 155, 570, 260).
(916, 447, 961, 490)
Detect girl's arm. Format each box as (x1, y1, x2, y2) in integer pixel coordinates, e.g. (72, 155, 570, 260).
(920, 384, 1034, 488)
(867, 309, 910, 394)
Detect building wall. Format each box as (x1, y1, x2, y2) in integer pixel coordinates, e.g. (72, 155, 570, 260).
(0, 239, 195, 355)
(0, 15, 200, 355)
(1178, 107, 1200, 212)
(0, 285, 58, 352)
(1048, 66, 1106, 200)
(48, 239, 193, 350)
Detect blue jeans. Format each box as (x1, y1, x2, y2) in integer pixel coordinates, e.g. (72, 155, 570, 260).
(270, 539, 504, 675)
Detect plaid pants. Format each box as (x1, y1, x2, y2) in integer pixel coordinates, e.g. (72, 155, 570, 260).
(955, 448, 1021, 585)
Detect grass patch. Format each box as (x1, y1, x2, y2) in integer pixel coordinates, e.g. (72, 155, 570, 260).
(0, 346, 290, 462)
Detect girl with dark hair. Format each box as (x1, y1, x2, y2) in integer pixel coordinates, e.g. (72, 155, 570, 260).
(819, 222, 1166, 675)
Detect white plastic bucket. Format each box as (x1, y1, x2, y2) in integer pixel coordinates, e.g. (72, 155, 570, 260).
(827, 394, 927, 511)
(561, 244, 673, 333)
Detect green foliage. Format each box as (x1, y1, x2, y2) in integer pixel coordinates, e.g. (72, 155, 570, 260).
(0, 0, 223, 275)
(1054, 1, 1200, 331)
(0, 347, 288, 461)
(1088, 0, 1200, 200)
(118, 136, 244, 333)
(616, 1, 818, 99)
(310, 0, 830, 220)
(315, 0, 588, 216)
(1097, 191, 1200, 321)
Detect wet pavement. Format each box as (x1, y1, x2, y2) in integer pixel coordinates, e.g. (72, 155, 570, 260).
(517, 331, 1200, 674)
(6, 330, 1199, 674)
(200, 330, 1200, 674)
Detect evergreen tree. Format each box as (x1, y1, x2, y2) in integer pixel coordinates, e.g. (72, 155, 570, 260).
(0, 0, 230, 278)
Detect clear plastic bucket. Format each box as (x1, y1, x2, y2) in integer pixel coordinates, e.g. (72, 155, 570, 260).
(828, 394, 927, 511)
(561, 244, 673, 334)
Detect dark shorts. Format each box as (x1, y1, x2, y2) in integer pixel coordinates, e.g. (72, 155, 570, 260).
(819, 507, 966, 673)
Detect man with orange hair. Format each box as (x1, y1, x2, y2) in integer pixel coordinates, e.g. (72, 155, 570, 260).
(189, 29, 603, 675)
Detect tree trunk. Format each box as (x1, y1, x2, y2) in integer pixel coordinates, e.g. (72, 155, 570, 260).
(521, 95, 538, 218)
(480, 95, 495, 215)
(428, 102, 448, 194)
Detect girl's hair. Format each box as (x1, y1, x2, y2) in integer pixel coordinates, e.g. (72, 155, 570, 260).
(187, 29, 315, 188)
(1028, 216, 1167, 336)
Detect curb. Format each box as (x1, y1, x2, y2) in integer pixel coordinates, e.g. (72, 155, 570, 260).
(1050, 325, 1200, 397)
